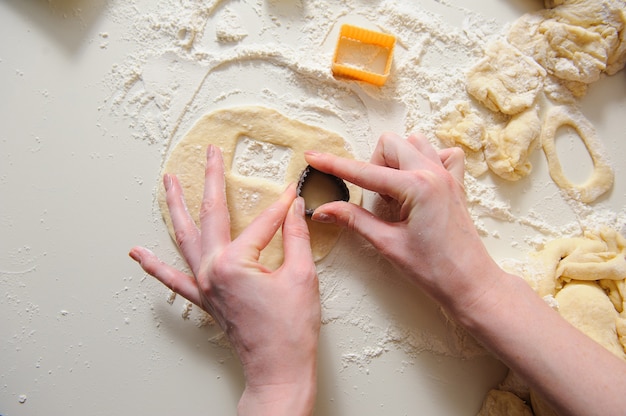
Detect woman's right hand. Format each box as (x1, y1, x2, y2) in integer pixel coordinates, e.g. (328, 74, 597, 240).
(304, 132, 503, 314)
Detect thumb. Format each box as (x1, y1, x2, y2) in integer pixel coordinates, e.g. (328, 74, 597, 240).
(282, 196, 315, 269)
(312, 201, 392, 250)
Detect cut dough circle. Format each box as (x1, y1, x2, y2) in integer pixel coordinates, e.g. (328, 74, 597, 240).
(540, 105, 614, 203)
(158, 106, 362, 270)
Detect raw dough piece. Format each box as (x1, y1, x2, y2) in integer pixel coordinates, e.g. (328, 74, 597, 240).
(525, 228, 626, 297)
(483, 108, 541, 181)
(556, 281, 626, 359)
(435, 101, 488, 177)
(555, 228, 626, 283)
(441, 0, 624, 197)
(158, 106, 362, 270)
(508, 2, 626, 84)
(477, 389, 533, 416)
(509, 15, 608, 84)
(540, 105, 614, 203)
(529, 390, 559, 416)
(500, 228, 626, 415)
(466, 40, 547, 115)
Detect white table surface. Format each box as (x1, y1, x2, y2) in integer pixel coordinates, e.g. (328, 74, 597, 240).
(1, 0, 624, 415)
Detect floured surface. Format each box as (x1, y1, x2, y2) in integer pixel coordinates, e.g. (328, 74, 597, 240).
(158, 106, 362, 270)
(1, 0, 625, 415)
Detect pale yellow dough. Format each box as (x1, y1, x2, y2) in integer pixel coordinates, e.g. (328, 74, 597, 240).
(466, 40, 546, 115)
(525, 228, 626, 366)
(439, 0, 624, 203)
(556, 281, 626, 360)
(435, 101, 488, 177)
(482, 228, 626, 415)
(477, 389, 533, 416)
(158, 106, 362, 270)
(540, 105, 614, 203)
(525, 228, 626, 297)
(484, 107, 541, 181)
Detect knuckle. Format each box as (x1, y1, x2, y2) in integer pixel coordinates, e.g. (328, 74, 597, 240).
(197, 276, 213, 296)
(198, 199, 217, 221)
(284, 222, 310, 242)
(206, 252, 237, 284)
(174, 229, 190, 247)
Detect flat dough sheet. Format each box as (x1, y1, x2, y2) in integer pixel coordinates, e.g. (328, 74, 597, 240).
(158, 106, 362, 270)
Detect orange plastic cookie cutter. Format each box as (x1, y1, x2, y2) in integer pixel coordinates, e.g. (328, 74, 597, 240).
(332, 24, 396, 86)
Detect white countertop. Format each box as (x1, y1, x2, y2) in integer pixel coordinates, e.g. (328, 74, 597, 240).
(1, 0, 624, 414)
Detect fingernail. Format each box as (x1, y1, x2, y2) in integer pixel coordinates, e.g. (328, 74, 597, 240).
(294, 196, 305, 216)
(304, 150, 321, 158)
(128, 248, 141, 263)
(207, 144, 214, 158)
(312, 211, 336, 224)
(163, 174, 172, 191)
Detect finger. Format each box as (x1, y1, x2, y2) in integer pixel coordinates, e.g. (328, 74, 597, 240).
(281, 196, 315, 276)
(233, 183, 297, 260)
(370, 132, 428, 171)
(312, 202, 396, 257)
(406, 133, 440, 163)
(439, 147, 466, 185)
(200, 145, 232, 254)
(164, 174, 202, 275)
(304, 151, 410, 200)
(129, 246, 202, 307)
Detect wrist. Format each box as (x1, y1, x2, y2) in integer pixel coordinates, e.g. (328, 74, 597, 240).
(435, 254, 515, 330)
(238, 376, 317, 416)
(449, 268, 531, 336)
(238, 343, 318, 416)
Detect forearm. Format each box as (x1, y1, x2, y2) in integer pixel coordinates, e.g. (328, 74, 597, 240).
(456, 270, 626, 415)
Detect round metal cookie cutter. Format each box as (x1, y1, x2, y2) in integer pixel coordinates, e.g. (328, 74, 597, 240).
(296, 165, 350, 216)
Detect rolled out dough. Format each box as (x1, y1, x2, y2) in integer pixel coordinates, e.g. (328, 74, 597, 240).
(541, 105, 614, 203)
(158, 106, 362, 270)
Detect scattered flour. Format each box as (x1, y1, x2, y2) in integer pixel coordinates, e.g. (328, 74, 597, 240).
(104, 0, 625, 368)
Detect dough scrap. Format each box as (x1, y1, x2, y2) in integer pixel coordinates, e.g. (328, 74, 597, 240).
(477, 389, 533, 416)
(495, 228, 626, 414)
(509, 16, 607, 84)
(529, 390, 559, 416)
(483, 108, 541, 181)
(524, 228, 626, 359)
(158, 106, 362, 270)
(540, 105, 614, 203)
(439, 0, 624, 200)
(525, 228, 626, 297)
(467, 40, 547, 115)
(435, 101, 488, 177)
(508, 2, 626, 84)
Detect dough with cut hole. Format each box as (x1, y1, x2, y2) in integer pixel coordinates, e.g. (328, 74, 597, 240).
(441, 0, 624, 198)
(540, 105, 614, 203)
(158, 106, 362, 270)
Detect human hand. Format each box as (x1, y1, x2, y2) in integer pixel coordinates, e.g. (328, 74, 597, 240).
(304, 132, 503, 314)
(129, 145, 320, 416)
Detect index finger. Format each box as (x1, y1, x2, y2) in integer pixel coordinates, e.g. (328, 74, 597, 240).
(370, 132, 432, 171)
(304, 151, 409, 199)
